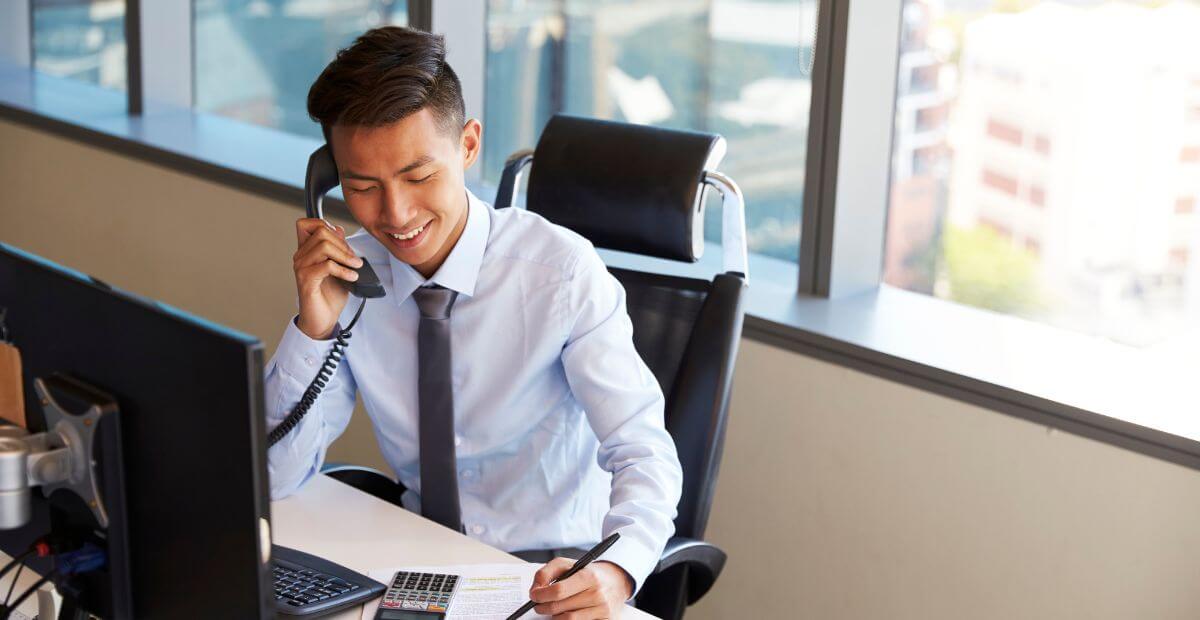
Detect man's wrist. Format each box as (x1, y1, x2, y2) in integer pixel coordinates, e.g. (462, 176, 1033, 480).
(596, 560, 635, 601)
(295, 315, 335, 341)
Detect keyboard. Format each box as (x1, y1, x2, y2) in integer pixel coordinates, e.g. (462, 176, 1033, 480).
(272, 544, 387, 616)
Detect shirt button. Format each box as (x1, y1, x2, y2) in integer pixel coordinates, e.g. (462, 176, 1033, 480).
(460, 469, 475, 480)
(304, 356, 314, 367)
(470, 524, 485, 535)
(454, 435, 463, 447)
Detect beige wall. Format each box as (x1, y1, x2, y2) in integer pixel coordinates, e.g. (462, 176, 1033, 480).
(3, 118, 1199, 619)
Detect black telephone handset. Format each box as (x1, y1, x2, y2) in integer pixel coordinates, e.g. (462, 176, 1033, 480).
(267, 146, 385, 447)
(305, 144, 387, 299)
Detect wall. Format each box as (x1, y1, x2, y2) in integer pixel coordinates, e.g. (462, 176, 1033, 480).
(3, 118, 1199, 619)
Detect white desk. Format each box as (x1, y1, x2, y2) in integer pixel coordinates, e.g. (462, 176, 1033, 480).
(271, 474, 655, 619)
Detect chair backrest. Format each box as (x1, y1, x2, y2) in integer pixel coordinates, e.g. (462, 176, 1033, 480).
(496, 114, 746, 540)
(610, 269, 744, 540)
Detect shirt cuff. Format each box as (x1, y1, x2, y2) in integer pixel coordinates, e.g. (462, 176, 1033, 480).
(267, 316, 341, 422)
(595, 530, 661, 597)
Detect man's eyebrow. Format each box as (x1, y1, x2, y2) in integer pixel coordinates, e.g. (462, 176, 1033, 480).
(340, 155, 435, 182)
(396, 155, 435, 175)
(340, 170, 381, 182)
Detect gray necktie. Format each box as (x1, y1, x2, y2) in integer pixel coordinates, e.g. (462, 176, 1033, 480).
(411, 285, 462, 531)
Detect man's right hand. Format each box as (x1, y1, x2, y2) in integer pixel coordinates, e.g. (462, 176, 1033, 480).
(293, 218, 364, 340)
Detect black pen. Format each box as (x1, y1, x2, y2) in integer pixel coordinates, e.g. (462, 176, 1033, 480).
(505, 532, 621, 620)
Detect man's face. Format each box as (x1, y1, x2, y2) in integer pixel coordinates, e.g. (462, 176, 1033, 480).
(330, 109, 481, 277)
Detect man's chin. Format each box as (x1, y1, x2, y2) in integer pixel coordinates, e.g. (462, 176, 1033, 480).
(383, 242, 438, 269)
(388, 248, 434, 267)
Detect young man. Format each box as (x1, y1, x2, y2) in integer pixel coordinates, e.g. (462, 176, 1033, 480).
(264, 27, 683, 618)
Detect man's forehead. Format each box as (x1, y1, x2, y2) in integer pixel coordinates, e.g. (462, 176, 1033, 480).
(330, 115, 453, 162)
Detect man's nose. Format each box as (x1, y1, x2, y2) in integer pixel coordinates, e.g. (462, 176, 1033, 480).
(382, 185, 419, 227)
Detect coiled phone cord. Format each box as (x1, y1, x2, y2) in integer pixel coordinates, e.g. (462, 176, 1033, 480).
(267, 298, 367, 447)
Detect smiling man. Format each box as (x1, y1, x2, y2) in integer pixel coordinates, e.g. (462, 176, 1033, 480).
(263, 27, 683, 619)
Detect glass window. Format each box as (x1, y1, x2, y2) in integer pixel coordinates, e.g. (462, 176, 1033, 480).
(193, 0, 408, 139)
(883, 0, 1200, 347)
(484, 0, 818, 263)
(32, 0, 127, 91)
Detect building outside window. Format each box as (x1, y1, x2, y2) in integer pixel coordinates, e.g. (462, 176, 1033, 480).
(193, 0, 408, 137)
(32, 0, 127, 91)
(484, 0, 819, 263)
(884, 0, 1200, 348)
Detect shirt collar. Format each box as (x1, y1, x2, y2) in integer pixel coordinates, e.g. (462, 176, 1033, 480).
(389, 189, 490, 305)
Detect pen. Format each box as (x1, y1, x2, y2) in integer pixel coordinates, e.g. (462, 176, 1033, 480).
(505, 532, 621, 620)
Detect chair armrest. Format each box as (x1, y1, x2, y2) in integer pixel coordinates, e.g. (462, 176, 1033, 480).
(495, 149, 534, 210)
(321, 463, 406, 508)
(651, 537, 726, 605)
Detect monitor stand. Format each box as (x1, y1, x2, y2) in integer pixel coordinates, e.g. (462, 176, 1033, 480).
(0, 375, 133, 619)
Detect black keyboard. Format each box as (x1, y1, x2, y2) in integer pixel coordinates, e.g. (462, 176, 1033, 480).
(272, 544, 386, 617)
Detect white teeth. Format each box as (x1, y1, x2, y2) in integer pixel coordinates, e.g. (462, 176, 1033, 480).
(390, 225, 425, 241)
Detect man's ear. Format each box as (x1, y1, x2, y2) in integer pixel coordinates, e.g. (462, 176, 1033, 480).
(461, 119, 483, 170)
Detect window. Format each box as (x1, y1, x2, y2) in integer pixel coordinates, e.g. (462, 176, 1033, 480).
(193, 0, 408, 139)
(985, 118, 1022, 147)
(883, 0, 1200, 347)
(32, 0, 126, 91)
(980, 169, 1018, 196)
(483, 0, 818, 263)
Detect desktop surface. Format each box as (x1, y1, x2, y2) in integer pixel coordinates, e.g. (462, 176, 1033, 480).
(271, 474, 654, 619)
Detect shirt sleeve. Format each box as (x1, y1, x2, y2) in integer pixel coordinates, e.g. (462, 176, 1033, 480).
(263, 315, 358, 500)
(559, 246, 684, 595)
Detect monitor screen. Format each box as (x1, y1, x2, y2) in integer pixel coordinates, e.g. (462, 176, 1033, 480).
(0, 243, 273, 618)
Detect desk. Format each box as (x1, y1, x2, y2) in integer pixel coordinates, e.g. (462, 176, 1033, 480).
(271, 474, 655, 619)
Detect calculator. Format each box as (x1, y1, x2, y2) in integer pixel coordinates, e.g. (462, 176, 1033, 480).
(373, 571, 460, 620)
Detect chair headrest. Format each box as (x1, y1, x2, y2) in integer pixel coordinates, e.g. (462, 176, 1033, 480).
(526, 115, 725, 262)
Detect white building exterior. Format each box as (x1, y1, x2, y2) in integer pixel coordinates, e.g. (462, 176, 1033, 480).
(946, 1, 1200, 343)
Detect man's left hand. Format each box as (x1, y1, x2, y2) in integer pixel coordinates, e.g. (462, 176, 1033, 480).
(529, 558, 634, 619)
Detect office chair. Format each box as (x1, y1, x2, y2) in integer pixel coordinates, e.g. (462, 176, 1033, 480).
(326, 114, 747, 619)
(494, 114, 747, 619)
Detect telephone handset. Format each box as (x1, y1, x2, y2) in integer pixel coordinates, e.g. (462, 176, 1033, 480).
(305, 144, 386, 299)
(267, 146, 384, 447)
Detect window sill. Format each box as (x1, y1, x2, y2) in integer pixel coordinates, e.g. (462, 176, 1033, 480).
(2, 63, 1197, 472)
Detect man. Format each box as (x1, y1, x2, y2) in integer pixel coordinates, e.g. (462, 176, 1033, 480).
(264, 27, 683, 619)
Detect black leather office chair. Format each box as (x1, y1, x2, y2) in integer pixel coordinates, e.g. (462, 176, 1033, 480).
(325, 114, 748, 619)
(494, 114, 748, 619)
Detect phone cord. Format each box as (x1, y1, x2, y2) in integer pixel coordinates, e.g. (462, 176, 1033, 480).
(267, 298, 367, 447)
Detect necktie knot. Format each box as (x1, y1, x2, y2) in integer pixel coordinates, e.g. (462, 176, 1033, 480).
(412, 285, 458, 320)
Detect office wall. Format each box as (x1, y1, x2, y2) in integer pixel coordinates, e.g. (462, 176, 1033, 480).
(3, 118, 1199, 619)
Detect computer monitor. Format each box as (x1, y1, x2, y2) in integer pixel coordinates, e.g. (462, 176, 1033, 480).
(0, 243, 273, 617)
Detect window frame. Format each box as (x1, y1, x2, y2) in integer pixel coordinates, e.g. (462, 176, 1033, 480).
(800, 0, 903, 298)
(0, 1, 31, 67)
(2, 0, 1198, 473)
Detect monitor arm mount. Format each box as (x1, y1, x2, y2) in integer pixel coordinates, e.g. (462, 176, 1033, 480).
(0, 375, 116, 531)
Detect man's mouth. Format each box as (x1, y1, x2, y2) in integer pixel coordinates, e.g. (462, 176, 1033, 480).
(385, 221, 431, 249)
(390, 223, 426, 241)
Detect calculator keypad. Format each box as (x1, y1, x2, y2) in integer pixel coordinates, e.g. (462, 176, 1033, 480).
(379, 571, 459, 613)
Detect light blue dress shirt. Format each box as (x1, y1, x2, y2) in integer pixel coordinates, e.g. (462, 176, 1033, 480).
(265, 190, 683, 591)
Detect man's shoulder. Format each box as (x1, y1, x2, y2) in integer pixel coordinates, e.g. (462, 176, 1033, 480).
(485, 203, 596, 278)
